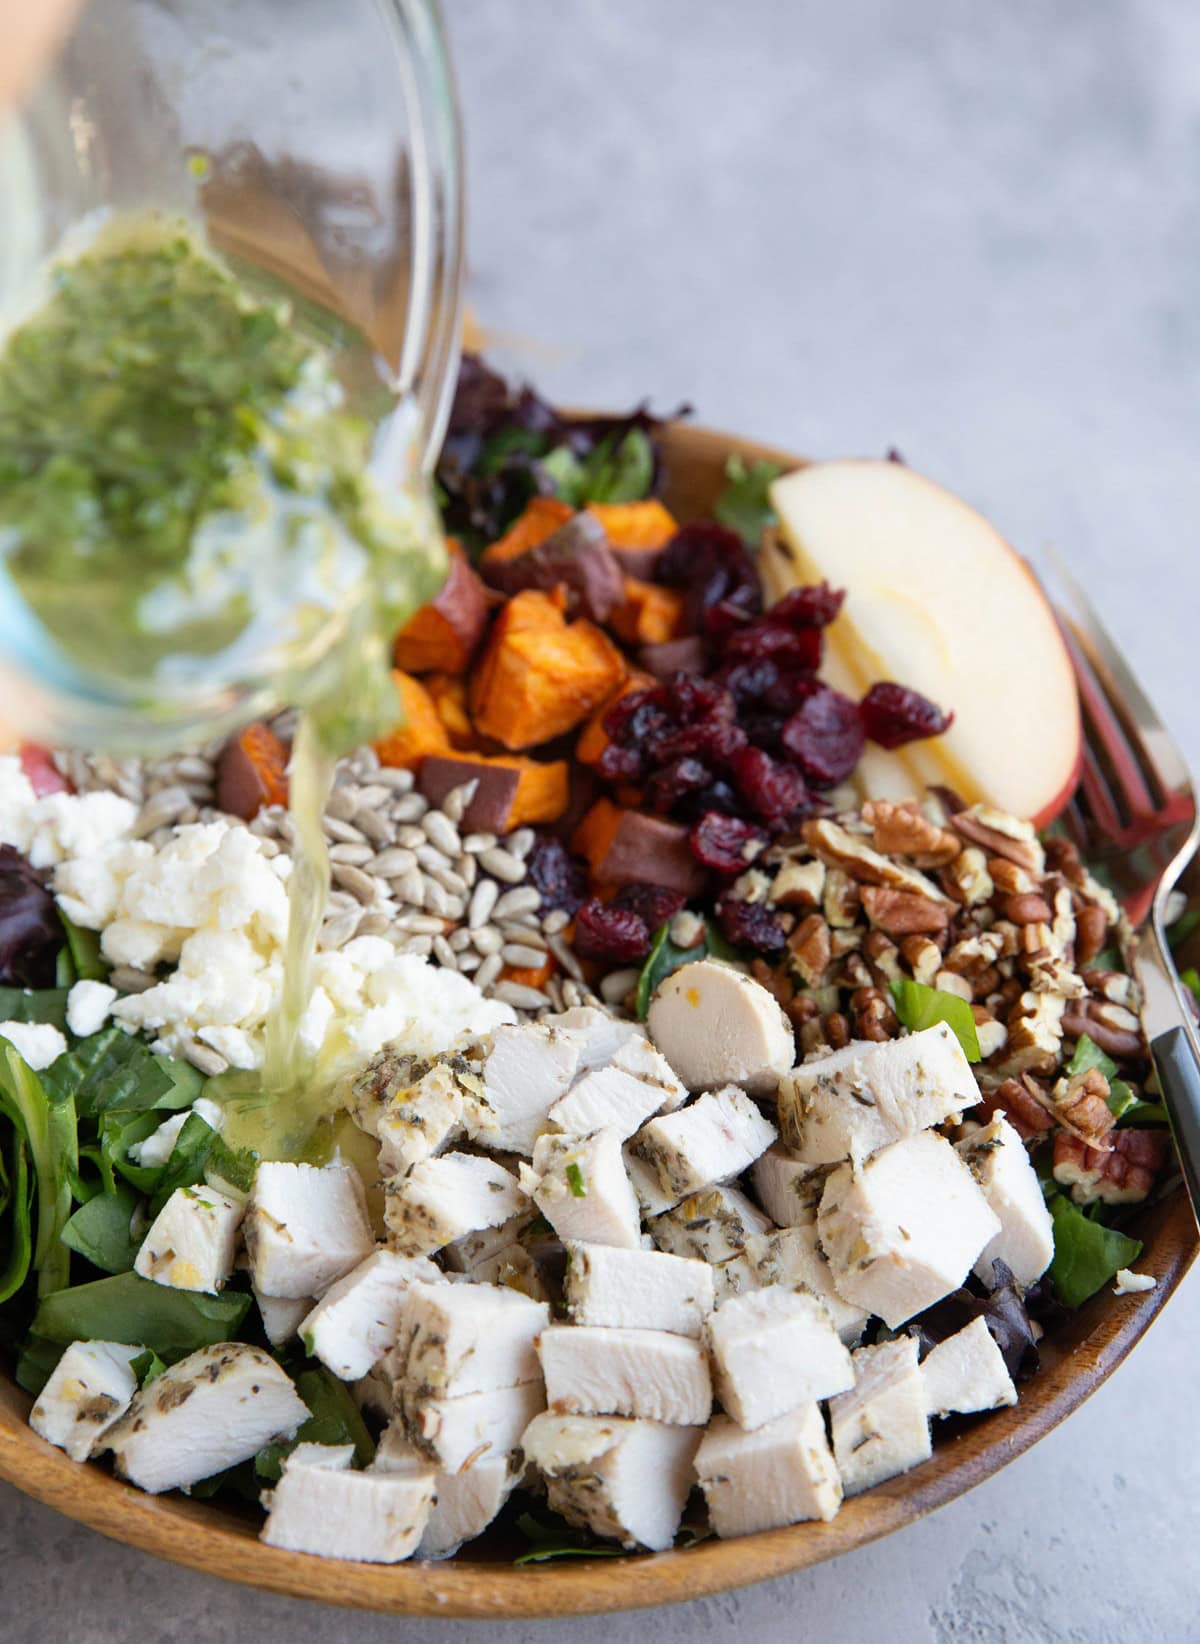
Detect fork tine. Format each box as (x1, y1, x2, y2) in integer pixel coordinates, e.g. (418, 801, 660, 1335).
(1060, 624, 1161, 821)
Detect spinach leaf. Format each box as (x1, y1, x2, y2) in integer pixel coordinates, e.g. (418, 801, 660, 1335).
(205, 1135, 258, 1196)
(889, 978, 981, 1062)
(147, 1112, 216, 1216)
(30, 1270, 251, 1359)
(0, 1043, 75, 1295)
(0, 987, 69, 1030)
(42, 1027, 187, 1116)
(58, 912, 107, 983)
(1048, 1194, 1143, 1307)
(713, 454, 785, 547)
(513, 1510, 624, 1566)
(100, 1108, 167, 1195)
(1118, 1099, 1170, 1128)
(0, 1128, 32, 1303)
(255, 1366, 373, 1480)
(129, 1347, 166, 1386)
(1066, 1033, 1118, 1082)
(1105, 1078, 1138, 1120)
(61, 1179, 142, 1273)
(635, 918, 738, 1020)
(14, 1332, 64, 1396)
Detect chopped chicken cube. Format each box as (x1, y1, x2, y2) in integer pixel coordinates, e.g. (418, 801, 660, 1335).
(106, 1343, 308, 1494)
(261, 1444, 435, 1562)
(624, 1143, 677, 1217)
(743, 1224, 869, 1346)
(707, 1289, 854, 1428)
(564, 1241, 715, 1338)
(473, 1022, 580, 1155)
(394, 1279, 548, 1399)
(254, 1288, 313, 1349)
(521, 1411, 701, 1552)
(955, 1114, 1055, 1288)
(29, 1340, 141, 1462)
(525, 1127, 642, 1249)
(134, 1184, 243, 1295)
(920, 1316, 1017, 1418)
(374, 1057, 481, 1177)
(750, 1143, 829, 1227)
(646, 960, 794, 1096)
(817, 1131, 1001, 1328)
(300, 1249, 442, 1381)
(631, 1086, 777, 1207)
(649, 1185, 773, 1266)
(549, 1036, 687, 1139)
(441, 1212, 536, 1274)
(397, 1378, 546, 1472)
(383, 1152, 530, 1256)
(777, 1023, 976, 1165)
(372, 1427, 520, 1559)
(695, 1405, 842, 1535)
(538, 1325, 712, 1426)
(468, 1240, 549, 1301)
(554, 1005, 646, 1071)
(245, 1162, 374, 1300)
(828, 1337, 931, 1496)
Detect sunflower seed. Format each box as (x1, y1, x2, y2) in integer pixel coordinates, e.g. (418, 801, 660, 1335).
(402, 913, 446, 935)
(329, 842, 375, 866)
(422, 811, 462, 857)
(492, 886, 541, 921)
(324, 817, 368, 845)
(493, 980, 550, 1010)
(326, 787, 360, 822)
(545, 977, 565, 1011)
(561, 980, 585, 1009)
(456, 950, 481, 973)
(432, 934, 458, 969)
(392, 793, 429, 824)
(332, 863, 380, 904)
(499, 922, 546, 949)
(400, 934, 434, 959)
(471, 925, 503, 956)
(478, 847, 525, 884)
(448, 927, 474, 952)
(441, 781, 479, 824)
(396, 868, 426, 907)
(355, 909, 394, 938)
(355, 809, 394, 847)
(502, 942, 548, 968)
(320, 909, 363, 949)
(474, 954, 503, 993)
(422, 878, 450, 917)
(507, 828, 535, 861)
(415, 843, 452, 874)
(184, 1040, 229, 1077)
(396, 825, 428, 850)
(354, 784, 392, 810)
(462, 832, 497, 854)
(133, 786, 192, 837)
(600, 967, 641, 1005)
(547, 933, 585, 982)
(371, 847, 418, 877)
(541, 908, 571, 935)
(375, 767, 415, 792)
(468, 879, 499, 929)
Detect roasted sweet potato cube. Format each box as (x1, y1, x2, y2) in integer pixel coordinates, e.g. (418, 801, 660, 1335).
(480, 513, 624, 624)
(374, 671, 452, 770)
(586, 500, 679, 578)
(610, 576, 687, 646)
(572, 799, 707, 896)
(481, 498, 575, 567)
(419, 752, 569, 833)
(470, 599, 626, 751)
(425, 673, 479, 750)
(217, 722, 290, 819)
(393, 543, 489, 675)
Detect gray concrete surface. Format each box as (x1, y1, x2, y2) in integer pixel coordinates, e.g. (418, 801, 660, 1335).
(4, 1, 1200, 1639)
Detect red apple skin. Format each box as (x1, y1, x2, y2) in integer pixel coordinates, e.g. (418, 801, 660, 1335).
(19, 743, 70, 796)
(1028, 735, 1083, 831)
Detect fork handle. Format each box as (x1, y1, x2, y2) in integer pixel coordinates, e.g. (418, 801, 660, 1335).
(1152, 1026, 1200, 1224)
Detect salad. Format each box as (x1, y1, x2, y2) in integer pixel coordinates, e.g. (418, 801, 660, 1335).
(0, 356, 1177, 1564)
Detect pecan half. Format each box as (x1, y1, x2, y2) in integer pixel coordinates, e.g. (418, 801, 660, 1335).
(860, 800, 960, 867)
(1052, 1127, 1168, 1205)
(860, 885, 953, 937)
(900, 933, 943, 986)
(1062, 1001, 1144, 1061)
(788, 912, 832, 988)
(822, 866, 861, 929)
(951, 806, 1045, 875)
(862, 928, 902, 984)
(976, 1074, 1054, 1140)
(993, 990, 1066, 1078)
(990, 858, 1038, 898)
(1050, 1067, 1116, 1150)
(769, 857, 827, 909)
(850, 985, 899, 1042)
(1074, 903, 1110, 966)
(802, 818, 953, 904)
(942, 846, 994, 908)
(1005, 892, 1054, 925)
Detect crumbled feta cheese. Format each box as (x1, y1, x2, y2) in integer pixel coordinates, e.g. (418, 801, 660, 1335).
(0, 1019, 66, 1071)
(1114, 1268, 1157, 1295)
(526, 1127, 643, 1249)
(521, 1411, 700, 1552)
(397, 1378, 546, 1472)
(630, 1085, 777, 1207)
(394, 1279, 548, 1399)
(383, 1152, 530, 1256)
(300, 1249, 442, 1380)
(65, 979, 118, 1038)
(538, 1325, 713, 1425)
(106, 1343, 308, 1494)
(817, 1131, 1002, 1328)
(828, 1337, 931, 1496)
(245, 1162, 374, 1299)
(261, 1446, 435, 1562)
(564, 1242, 715, 1338)
(956, 1114, 1055, 1288)
(695, 1405, 842, 1535)
(134, 1184, 243, 1294)
(549, 1036, 687, 1139)
(920, 1316, 1017, 1418)
(29, 1340, 141, 1462)
(707, 1289, 853, 1428)
(126, 1098, 222, 1170)
(777, 1023, 976, 1165)
(0, 756, 136, 870)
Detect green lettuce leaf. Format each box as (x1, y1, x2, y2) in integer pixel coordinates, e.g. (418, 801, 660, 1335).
(30, 1270, 251, 1360)
(889, 977, 981, 1062)
(1067, 1033, 1118, 1082)
(0, 1128, 31, 1304)
(1048, 1194, 1143, 1307)
(635, 919, 738, 1021)
(61, 1179, 142, 1274)
(713, 454, 785, 546)
(0, 1043, 75, 1295)
(255, 1366, 373, 1480)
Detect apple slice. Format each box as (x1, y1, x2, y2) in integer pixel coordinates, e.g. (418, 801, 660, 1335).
(764, 460, 1081, 827)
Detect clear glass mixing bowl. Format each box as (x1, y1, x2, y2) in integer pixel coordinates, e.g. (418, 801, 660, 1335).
(0, 0, 463, 751)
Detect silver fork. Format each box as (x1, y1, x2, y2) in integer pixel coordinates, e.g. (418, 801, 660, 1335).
(1048, 551, 1200, 1220)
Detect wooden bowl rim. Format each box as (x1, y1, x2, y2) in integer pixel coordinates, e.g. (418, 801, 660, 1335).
(1, 418, 1195, 1619)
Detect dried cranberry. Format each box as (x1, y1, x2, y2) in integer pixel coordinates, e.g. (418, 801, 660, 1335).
(690, 812, 769, 873)
(610, 882, 687, 928)
(781, 686, 866, 787)
(701, 599, 754, 640)
(654, 718, 747, 769)
(644, 757, 713, 815)
(573, 897, 652, 962)
(603, 686, 669, 746)
(731, 745, 812, 825)
(595, 741, 645, 784)
(860, 682, 954, 749)
(736, 712, 786, 754)
(525, 835, 588, 914)
(762, 668, 823, 715)
(674, 779, 742, 822)
(721, 620, 821, 671)
(658, 523, 762, 633)
(716, 896, 787, 952)
(714, 657, 780, 707)
(768, 582, 846, 630)
(663, 674, 734, 723)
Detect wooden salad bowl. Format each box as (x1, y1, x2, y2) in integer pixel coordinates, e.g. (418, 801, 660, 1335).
(1, 420, 1196, 1618)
